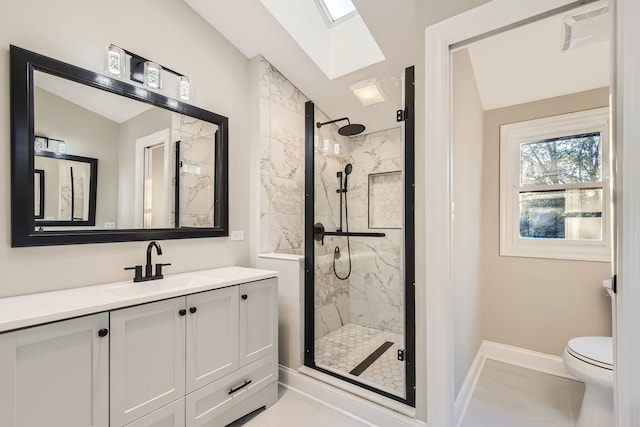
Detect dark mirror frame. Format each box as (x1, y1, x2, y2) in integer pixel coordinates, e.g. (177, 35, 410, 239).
(34, 150, 98, 227)
(10, 45, 229, 247)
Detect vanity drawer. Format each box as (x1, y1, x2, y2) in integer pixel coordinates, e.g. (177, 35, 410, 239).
(185, 355, 277, 426)
(124, 398, 185, 427)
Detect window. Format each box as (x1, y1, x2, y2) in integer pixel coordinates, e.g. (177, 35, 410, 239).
(315, 0, 357, 25)
(500, 108, 611, 262)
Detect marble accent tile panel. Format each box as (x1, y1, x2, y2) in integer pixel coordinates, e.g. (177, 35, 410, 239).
(461, 360, 585, 427)
(260, 213, 270, 254)
(269, 213, 303, 255)
(350, 128, 402, 163)
(268, 138, 305, 181)
(270, 102, 305, 147)
(258, 57, 309, 254)
(315, 292, 349, 339)
(268, 64, 307, 114)
(349, 296, 403, 334)
(369, 172, 403, 229)
(268, 176, 304, 215)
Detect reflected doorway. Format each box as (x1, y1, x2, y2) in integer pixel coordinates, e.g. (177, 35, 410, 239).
(135, 129, 171, 228)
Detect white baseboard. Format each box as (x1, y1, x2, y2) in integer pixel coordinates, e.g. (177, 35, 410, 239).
(278, 365, 427, 427)
(454, 340, 578, 427)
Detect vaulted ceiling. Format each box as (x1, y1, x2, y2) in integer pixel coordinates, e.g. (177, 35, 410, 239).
(184, 0, 609, 134)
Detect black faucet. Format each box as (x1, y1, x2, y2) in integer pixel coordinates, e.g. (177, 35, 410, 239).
(125, 241, 171, 282)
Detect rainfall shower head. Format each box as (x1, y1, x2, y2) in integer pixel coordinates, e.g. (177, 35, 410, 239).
(316, 117, 366, 137)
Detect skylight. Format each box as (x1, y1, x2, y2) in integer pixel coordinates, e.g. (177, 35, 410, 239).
(317, 0, 356, 23)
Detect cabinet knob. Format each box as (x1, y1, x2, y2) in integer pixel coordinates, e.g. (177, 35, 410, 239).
(189, 306, 197, 314)
(241, 294, 248, 300)
(98, 328, 109, 337)
(179, 309, 187, 316)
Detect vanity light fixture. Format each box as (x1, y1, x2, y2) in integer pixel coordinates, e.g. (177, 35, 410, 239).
(104, 44, 191, 100)
(350, 78, 386, 106)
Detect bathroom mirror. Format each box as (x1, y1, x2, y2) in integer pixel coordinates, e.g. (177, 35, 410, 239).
(10, 45, 229, 246)
(34, 150, 98, 226)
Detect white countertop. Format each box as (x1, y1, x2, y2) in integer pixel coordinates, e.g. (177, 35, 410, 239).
(0, 266, 277, 333)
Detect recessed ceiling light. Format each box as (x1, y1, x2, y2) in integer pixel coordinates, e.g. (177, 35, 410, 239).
(350, 79, 386, 106)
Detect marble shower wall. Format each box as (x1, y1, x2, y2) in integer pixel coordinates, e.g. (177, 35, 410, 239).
(348, 128, 404, 335)
(255, 56, 404, 338)
(258, 57, 306, 255)
(171, 114, 217, 228)
(314, 109, 352, 340)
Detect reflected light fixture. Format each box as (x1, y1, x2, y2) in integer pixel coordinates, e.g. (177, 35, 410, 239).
(350, 78, 386, 106)
(105, 44, 192, 101)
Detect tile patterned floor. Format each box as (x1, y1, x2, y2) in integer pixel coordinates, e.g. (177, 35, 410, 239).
(461, 359, 586, 427)
(314, 323, 405, 396)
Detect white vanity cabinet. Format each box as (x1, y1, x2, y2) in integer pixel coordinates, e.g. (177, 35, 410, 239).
(239, 279, 278, 366)
(0, 267, 277, 427)
(110, 297, 187, 426)
(0, 313, 110, 427)
(110, 277, 278, 427)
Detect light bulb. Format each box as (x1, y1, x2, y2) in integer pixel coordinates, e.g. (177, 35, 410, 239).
(106, 45, 125, 77)
(144, 61, 162, 90)
(179, 76, 191, 101)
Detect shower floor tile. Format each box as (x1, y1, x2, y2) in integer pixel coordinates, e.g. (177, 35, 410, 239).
(315, 323, 405, 396)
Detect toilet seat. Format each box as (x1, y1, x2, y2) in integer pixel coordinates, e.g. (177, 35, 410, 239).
(567, 337, 613, 371)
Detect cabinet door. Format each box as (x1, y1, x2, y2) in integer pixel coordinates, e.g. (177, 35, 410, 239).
(110, 297, 186, 426)
(239, 278, 278, 367)
(125, 398, 185, 427)
(186, 286, 239, 393)
(0, 313, 109, 427)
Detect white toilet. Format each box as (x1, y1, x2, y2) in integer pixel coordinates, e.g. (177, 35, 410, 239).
(562, 279, 614, 427)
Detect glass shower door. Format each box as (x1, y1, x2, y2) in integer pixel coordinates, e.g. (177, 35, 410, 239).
(304, 66, 415, 405)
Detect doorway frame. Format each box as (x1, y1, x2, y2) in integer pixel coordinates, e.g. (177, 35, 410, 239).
(134, 128, 171, 228)
(425, 0, 640, 425)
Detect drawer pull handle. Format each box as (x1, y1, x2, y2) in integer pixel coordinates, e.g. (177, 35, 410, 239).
(228, 379, 252, 394)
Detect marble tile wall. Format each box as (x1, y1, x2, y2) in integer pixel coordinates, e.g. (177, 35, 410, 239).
(256, 56, 404, 338)
(314, 110, 352, 339)
(171, 114, 217, 227)
(258, 57, 306, 255)
(347, 128, 404, 334)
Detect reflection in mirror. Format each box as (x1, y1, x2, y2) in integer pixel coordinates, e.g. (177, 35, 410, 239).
(34, 169, 44, 219)
(34, 151, 97, 226)
(10, 45, 229, 246)
(33, 71, 218, 230)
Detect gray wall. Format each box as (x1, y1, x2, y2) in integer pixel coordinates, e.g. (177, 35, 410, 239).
(34, 86, 120, 228)
(452, 49, 485, 394)
(117, 107, 173, 229)
(0, 0, 250, 297)
(479, 87, 612, 356)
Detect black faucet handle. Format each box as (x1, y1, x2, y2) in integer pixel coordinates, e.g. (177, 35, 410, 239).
(155, 263, 172, 278)
(124, 265, 143, 282)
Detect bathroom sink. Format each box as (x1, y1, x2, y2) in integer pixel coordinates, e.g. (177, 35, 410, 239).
(101, 274, 220, 298)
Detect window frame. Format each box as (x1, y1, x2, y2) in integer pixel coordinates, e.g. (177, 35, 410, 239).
(499, 107, 611, 262)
